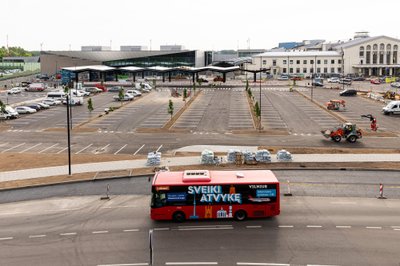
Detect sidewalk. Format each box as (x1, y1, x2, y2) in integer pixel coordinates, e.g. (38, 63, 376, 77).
(1, 149, 400, 183)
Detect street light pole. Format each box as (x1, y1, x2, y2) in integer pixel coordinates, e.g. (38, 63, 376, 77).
(66, 94, 72, 176)
(341, 48, 345, 91)
(259, 56, 262, 131)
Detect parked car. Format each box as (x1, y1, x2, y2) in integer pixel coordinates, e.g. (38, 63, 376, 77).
(42, 98, 62, 106)
(113, 93, 134, 101)
(370, 78, 381, 84)
(126, 89, 142, 97)
(339, 89, 357, 96)
(0, 112, 11, 120)
(3, 106, 19, 119)
(327, 77, 340, 83)
(277, 75, 289, 81)
(20, 81, 31, 87)
(382, 100, 400, 115)
(36, 102, 50, 109)
(108, 86, 124, 92)
(15, 106, 37, 114)
(83, 87, 103, 94)
(339, 78, 352, 85)
(390, 82, 400, 88)
(352, 76, 365, 81)
(7, 87, 23, 94)
(27, 104, 42, 111)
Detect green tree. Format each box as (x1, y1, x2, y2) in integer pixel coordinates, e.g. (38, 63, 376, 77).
(0, 100, 5, 113)
(87, 98, 94, 113)
(183, 88, 187, 102)
(0, 46, 32, 59)
(247, 88, 252, 98)
(254, 101, 261, 118)
(118, 88, 125, 105)
(168, 99, 174, 119)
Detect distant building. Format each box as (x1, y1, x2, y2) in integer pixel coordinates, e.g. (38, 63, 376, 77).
(120, 46, 148, 51)
(237, 49, 266, 58)
(278, 42, 302, 50)
(160, 45, 185, 51)
(81, 46, 111, 52)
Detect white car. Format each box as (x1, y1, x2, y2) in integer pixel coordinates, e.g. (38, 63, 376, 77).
(126, 89, 142, 96)
(15, 106, 37, 114)
(6, 87, 22, 94)
(77, 90, 90, 96)
(113, 93, 134, 101)
(36, 102, 50, 109)
(327, 77, 340, 83)
(42, 98, 62, 106)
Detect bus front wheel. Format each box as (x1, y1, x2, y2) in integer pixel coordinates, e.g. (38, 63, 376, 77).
(172, 211, 186, 223)
(234, 210, 247, 221)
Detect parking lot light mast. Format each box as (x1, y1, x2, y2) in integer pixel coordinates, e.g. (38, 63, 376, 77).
(341, 48, 345, 91)
(66, 94, 72, 176)
(259, 56, 262, 131)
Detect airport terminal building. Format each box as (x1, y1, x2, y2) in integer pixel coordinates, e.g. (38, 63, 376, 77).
(40, 50, 209, 77)
(250, 34, 400, 77)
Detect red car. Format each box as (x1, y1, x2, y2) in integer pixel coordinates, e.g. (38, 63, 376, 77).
(370, 78, 381, 84)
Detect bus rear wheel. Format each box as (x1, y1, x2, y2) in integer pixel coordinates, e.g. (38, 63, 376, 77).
(234, 210, 247, 221)
(172, 211, 186, 223)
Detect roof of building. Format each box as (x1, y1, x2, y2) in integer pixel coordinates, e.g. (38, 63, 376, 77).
(333, 35, 400, 49)
(153, 170, 279, 186)
(255, 51, 341, 57)
(41, 50, 194, 63)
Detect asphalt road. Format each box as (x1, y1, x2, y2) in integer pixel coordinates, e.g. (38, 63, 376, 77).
(0, 171, 400, 266)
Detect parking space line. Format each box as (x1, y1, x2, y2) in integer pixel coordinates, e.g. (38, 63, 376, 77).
(76, 144, 93, 154)
(95, 144, 110, 154)
(1, 143, 26, 153)
(38, 143, 59, 153)
(133, 144, 145, 155)
(114, 144, 128, 155)
(19, 143, 42, 153)
(0, 142, 8, 147)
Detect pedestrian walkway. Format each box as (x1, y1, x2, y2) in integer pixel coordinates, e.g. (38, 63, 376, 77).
(1, 145, 400, 183)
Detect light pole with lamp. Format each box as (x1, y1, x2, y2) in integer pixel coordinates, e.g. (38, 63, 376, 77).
(66, 94, 72, 176)
(341, 48, 345, 91)
(259, 56, 263, 131)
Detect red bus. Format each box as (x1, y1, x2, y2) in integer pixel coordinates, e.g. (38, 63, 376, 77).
(151, 170, 280, 222)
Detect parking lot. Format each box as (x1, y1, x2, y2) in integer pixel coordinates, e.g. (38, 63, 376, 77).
(0, 81, 399, 156)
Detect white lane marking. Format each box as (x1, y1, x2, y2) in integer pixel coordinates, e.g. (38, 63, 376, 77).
(156, 144, 163, 152)
(307, 225, 322, 228)
(38, 143, 59, 153)
(366, 226, 382, 229)
(123, 229, 140, 232)
(153, 228, 170, 231)
(336, 226, 351, 229)
(278, 225, 294, 228)
(75, 143, 93, 154)
(29, 234, 46, 238)
(57, 145, 74, 154)
(178, 227, 233, 231)
(1, 142, 26, 153)
(60, 232, 77, 236)
(0, 237, 13, 241)
(114, 144, 127, 155)
(95, 144, 110, 154)
(166, 263, 218, 265)
(237, 263, 290, 266)
(92, 231, 109, 234)
(178, 225, 232, 229)
(0, 142, 9, 147)
(394, 229, 400, 231)
(97, 263, 149, 266)
(133, 144, 145, 155)
(246, 225, 262, 229)
(307, 265, 340, 266)
(19, 143, 42, 153)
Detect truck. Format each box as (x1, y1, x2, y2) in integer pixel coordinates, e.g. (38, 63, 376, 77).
(321, 123, 362, 143)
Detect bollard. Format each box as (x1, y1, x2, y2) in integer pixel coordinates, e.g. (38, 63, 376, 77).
(100, 184, 110, 200)
(377, 183, 386, 199)
(284, 180, 293, 196)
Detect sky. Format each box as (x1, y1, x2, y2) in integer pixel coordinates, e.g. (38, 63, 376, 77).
(2, 0, 400, 52)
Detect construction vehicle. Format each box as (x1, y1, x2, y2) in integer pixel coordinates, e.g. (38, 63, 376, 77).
(361, 114, 378, 131)
(383, 90, 397, 100)
(326, 99, 346, 111)
(321, 123, 362, 143)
